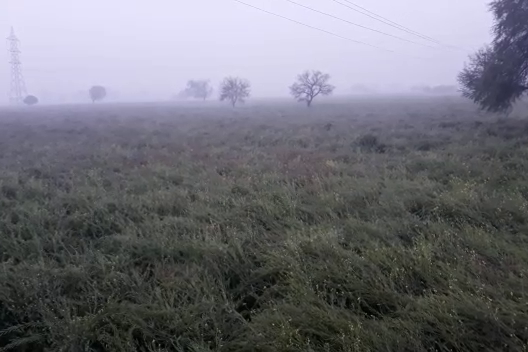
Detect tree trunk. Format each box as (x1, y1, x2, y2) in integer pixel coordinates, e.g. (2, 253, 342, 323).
(307, 99, 312, 107)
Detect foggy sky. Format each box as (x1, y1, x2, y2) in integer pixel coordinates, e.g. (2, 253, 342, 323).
(1, 0, 492, 103)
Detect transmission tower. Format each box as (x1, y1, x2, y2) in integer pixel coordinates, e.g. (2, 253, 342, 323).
(7, 27, 27, 104)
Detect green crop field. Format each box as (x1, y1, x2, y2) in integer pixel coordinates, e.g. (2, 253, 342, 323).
(0, 97, 527, 351)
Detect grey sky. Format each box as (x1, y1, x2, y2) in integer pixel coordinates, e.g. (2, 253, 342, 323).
(1, 0, 492, 103)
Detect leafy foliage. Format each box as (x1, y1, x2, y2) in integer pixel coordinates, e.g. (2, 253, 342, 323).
(458, 0, 528, 112)
(22, 95, 38, 106)
(290, 70, 335, 107)
(89, 85, 107, 103)
(219, 77, 250, 107)
(490, 0, 528, 45)
(180, 80, 213, 101)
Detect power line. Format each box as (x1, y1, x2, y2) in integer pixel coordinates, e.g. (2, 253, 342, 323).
(331, 0, 441, 45)
(334, 0, 468, 51)
(231, 0, 395, 53)
(278, 0, 435, 49)
(231, 0, 436, 61)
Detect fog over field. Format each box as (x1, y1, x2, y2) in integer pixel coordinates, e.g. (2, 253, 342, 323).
(1, 0, 491, 103)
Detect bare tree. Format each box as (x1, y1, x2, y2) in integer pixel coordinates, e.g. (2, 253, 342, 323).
(290, 70, 335, 107)
(181, 80, 213, 101)
(219, 77, 250, 107)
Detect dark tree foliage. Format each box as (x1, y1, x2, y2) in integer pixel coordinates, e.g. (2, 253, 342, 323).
(290, 70, 335, 107)
(458, 0, 528, 112)
(181, 80, 213, 100)
(491, 0, 528, 46)
(89, 86, 107, 103)
(219, 77, 250, 107)
(23, 95, 38, 106)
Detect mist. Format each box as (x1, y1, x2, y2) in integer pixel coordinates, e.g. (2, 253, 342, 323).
(1, 0, 493, 104)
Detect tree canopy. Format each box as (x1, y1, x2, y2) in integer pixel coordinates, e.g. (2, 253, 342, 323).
(458, 0, 528, 112)
(89, 86, 107, 103)
(219, 77, 250, 107)
(23, 95, 38, 106)
(290, 71, 335, 107)
(180, 80, 213, 101)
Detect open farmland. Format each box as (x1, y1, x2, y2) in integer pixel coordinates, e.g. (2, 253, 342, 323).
(0, 97, 527, 351)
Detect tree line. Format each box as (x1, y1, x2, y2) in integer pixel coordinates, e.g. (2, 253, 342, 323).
(22, 0, 528, 116)
(20, 86, 107, 106)
(176, 70, 335, 107)
(21, 71, 334, 107)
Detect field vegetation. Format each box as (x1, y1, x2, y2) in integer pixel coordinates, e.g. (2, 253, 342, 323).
(0, 97, 527, 351)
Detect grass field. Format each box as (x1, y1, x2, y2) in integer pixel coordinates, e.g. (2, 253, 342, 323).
(0, 97, 527, 352)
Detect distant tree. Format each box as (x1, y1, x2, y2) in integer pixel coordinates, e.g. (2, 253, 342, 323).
(89, 85, 107, 103)
(23, 95, 38, 106)
(458, 0, 528, 112)
(219, 77, 250, 107)
(181, 80, 213, 101)
(290, 70, 335, 107)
